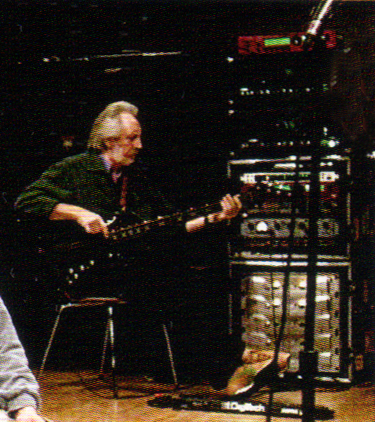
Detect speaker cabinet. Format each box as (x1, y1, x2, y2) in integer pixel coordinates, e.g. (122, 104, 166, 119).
(230, 259, 351, 379)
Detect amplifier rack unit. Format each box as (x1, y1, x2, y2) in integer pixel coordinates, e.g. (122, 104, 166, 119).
(238, 30, 337, 55)
(228, 155, 350, 258)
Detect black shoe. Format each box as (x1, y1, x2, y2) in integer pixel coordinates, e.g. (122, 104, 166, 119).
(253, 360, 279, 386)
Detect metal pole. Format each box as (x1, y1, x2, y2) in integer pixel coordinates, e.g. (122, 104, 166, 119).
(301, 136, 320, 422)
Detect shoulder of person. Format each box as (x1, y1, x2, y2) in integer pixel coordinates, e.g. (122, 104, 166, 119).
(50, 151, 102, 170)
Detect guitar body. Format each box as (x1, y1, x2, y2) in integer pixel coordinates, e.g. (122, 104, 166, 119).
(55, 238, 129, 302)
(43, 215, 155, 302)
(20, 214, 180, 302)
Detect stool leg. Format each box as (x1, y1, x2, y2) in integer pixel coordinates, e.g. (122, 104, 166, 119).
(100, 318, 110, 378)
(162, 323, 178, 387)
(107, 306, 118, 398)
(39, 304, 67, 378)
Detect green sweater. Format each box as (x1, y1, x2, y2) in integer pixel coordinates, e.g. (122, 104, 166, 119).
(15, 151, 173, 223)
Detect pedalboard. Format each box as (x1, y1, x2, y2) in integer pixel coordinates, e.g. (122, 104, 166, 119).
(148, 393, 334, 420)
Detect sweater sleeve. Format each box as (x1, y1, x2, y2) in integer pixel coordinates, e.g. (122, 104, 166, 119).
(15, 160, 74, 218)
(0, 298, 40, 413)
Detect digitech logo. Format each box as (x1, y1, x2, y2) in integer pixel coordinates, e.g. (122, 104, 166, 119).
(221, 401, 266, 413)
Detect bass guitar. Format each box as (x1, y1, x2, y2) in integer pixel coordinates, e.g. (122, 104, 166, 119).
(39, 201, 228, 301)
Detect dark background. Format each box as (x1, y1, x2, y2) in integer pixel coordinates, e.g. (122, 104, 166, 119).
(0, 0, 374, 383)
(0, 0, 372, 206)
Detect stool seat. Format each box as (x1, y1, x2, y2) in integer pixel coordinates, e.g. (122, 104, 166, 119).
(75, 297, 127, 306)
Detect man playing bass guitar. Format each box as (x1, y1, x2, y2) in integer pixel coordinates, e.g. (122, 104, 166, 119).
(15, 101, 241, 243)
(15, 101, 242, 389)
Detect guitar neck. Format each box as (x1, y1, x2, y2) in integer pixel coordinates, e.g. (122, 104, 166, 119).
(47, 200, 222, 253)
(109, 201, 221, 241)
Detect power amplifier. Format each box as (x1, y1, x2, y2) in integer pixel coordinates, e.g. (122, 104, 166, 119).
(228, 155, 350, 257)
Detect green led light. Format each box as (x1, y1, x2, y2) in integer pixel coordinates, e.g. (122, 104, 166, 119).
(264, 37, 291, 47)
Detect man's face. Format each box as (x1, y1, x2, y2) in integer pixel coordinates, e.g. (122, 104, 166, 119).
(106, 113, 142, 167)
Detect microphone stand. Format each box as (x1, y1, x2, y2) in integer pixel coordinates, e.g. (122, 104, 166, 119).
(300, 3, 341, 416)
(300, 129, 320, 422)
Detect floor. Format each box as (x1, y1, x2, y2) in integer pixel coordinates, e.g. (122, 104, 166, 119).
(37, 370, 375, 422)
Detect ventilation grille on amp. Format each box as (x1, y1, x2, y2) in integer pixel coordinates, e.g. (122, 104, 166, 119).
(231, 261, 350, 377)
